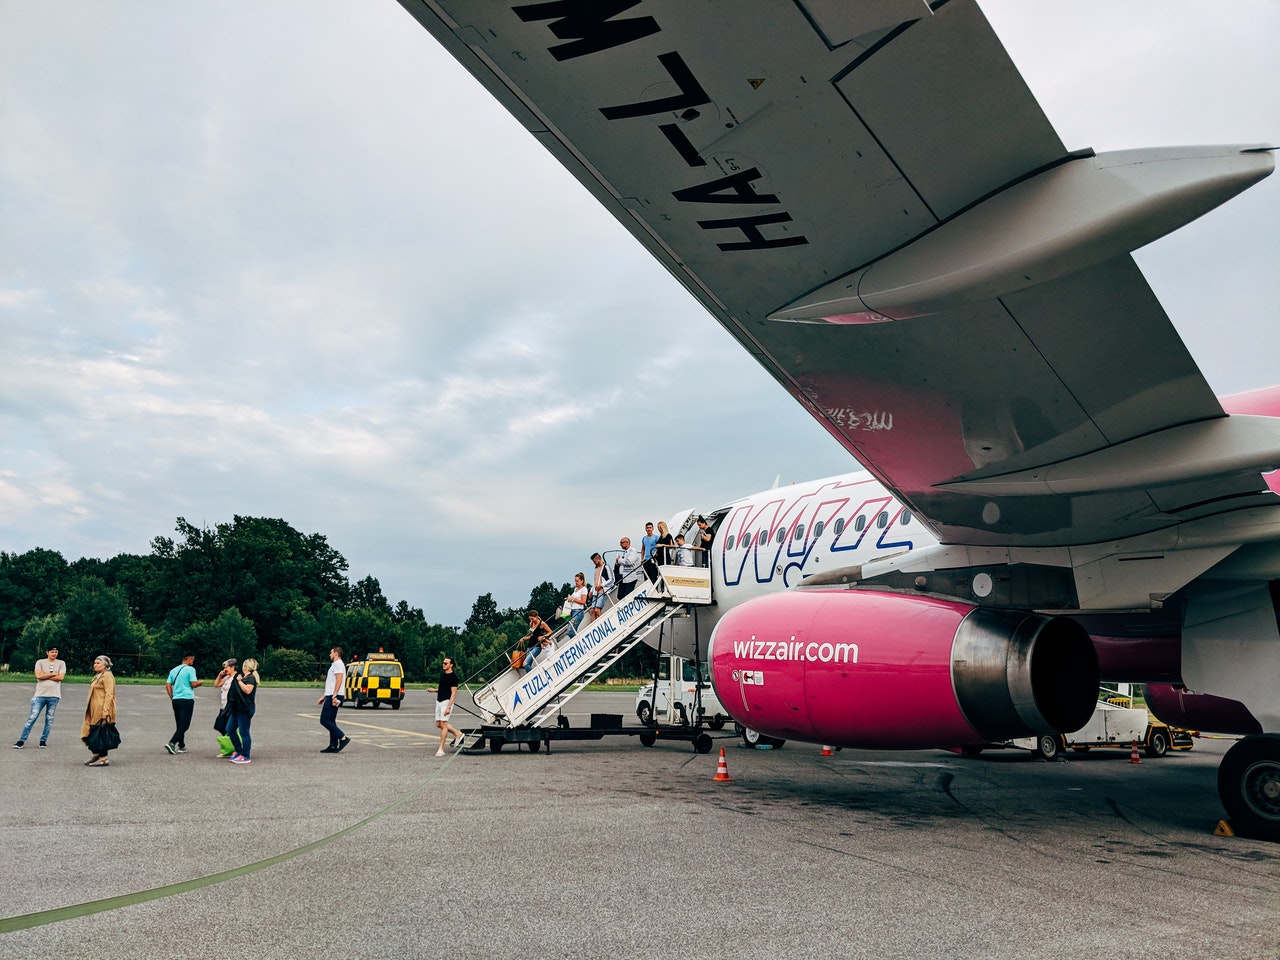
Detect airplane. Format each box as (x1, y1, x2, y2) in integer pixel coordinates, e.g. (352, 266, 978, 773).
(393, 1, 1280, 840)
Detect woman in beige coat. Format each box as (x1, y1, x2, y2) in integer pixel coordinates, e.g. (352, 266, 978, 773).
(81, 655, 117, 766)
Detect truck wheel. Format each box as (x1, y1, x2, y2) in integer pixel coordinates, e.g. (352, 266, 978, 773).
(527, 738, 541, 753)
(639, 733, 656, 747)
(693, 733, 713, 754)
(637, 701, 652, 724)
(708, 715, 726, 730)
(1032, 735, 1062, 760)
(1145, 729, 1169, 758)
(488, 738, 503, 753)
(1217, 734, 1280, 841)
(961, 745, 984, 757)
(742, 726, 764, 748)
(391, 701, 401, 710)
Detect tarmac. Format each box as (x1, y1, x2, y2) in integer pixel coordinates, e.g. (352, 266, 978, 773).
(0, 682, 1275, 960)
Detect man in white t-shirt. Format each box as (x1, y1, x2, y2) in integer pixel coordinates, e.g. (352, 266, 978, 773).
(317, 646, 349, 753)
(14, 646, 66, 749)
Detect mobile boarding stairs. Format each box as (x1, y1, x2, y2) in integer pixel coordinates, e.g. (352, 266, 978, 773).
(461, 562, 717, 754)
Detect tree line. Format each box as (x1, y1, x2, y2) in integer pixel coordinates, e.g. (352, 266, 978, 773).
(0, 516, 653, 684)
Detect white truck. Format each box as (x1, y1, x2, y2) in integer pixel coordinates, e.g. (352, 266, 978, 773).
(635, 654, 729, 730)
(998, 695, 1192, 760)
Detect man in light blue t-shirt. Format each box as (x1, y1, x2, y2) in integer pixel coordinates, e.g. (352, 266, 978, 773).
(165, 654, 203, 755)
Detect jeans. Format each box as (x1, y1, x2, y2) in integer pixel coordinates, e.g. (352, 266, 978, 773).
(525, 644, 550, 670)
(319, 697, 344, 748)
(226, 710, 253, 759)
(567, 608, 585, 637)
(20, 696, 59, 743)
(169, 698, 195, 748)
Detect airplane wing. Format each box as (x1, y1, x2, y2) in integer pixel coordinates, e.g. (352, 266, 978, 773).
(395, 0, 1277, 547)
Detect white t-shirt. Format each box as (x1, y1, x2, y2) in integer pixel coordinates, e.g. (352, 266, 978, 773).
(33, 658, 66, 698)
(324, 659, 345, 696)
(569, 585, 589, 609)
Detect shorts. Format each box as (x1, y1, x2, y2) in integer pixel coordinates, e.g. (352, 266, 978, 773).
(592, 591, 608, 610)
(435, 701, 453, 722)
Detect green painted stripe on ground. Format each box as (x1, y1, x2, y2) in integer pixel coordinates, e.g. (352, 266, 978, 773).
(0, 749, 459, 934)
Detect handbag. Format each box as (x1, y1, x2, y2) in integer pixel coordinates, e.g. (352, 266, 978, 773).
(509, 649, 526, 669)
(214, 704, 231, 734)
(86, 720, 121, 755)
(556, 600, 573, 620)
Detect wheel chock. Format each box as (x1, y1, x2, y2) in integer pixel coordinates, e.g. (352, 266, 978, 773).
(1214, 819, 1235, 837)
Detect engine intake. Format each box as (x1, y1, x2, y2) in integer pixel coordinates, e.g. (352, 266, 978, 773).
(707, 590, 1098, 749)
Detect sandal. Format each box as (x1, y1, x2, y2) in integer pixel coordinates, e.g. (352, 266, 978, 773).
(86, 758, 109, 766)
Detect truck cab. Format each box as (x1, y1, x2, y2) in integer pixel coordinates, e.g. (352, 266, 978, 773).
(636, 654, 728, 729)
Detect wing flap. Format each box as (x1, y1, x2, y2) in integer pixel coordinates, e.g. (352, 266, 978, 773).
(833, 0, 1064, 221)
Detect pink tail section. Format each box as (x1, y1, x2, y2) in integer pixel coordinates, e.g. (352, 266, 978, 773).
(1220, 384, 1280, 417)
(1221, 385, 1280, 494)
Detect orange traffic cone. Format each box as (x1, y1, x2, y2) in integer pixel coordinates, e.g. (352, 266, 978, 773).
(1129, 741, 1142, 764)
(820, 745, 834, 757)
(712, 746, 733, 782)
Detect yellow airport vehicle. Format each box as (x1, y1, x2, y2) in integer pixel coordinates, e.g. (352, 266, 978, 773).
(344, 651, 405, 709)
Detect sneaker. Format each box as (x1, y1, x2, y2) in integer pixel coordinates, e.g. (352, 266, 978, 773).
(337, 737, 350, 753)
(164, 742, 176, 755)
(38, 741, 46, 749)
(451, 734, 466, 748)
(175, 745, 186, 754)
(435, 748, 446, 757)
(229, 755, 251, 764)
(12, 741, 23, 749)
(320, 746, 338, 753)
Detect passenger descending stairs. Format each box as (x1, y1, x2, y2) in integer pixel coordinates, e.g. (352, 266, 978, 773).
(525, 603, 689, 729)
(468, 564, 713, 736)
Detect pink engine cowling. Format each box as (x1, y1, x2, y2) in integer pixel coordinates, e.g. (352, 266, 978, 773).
(707, 589, 1098, 749)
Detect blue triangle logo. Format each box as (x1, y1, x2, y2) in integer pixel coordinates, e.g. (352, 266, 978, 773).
(512, 689, 522, 709)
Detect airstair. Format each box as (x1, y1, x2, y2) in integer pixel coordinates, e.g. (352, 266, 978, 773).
(464, 561, 714, 751)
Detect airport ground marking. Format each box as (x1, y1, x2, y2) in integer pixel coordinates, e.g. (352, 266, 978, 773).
(294, 711, 437, 740)
(0, 748, 460, 933)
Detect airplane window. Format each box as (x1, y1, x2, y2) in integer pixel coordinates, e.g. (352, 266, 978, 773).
(794, 523, 805, 540)
(758, 530, 767, 546)
(775, 528, 785, 544)
(833, 518, 845, 535)
(726, 535, 736, 550)
(813, 520, 824, 537)
(854, 515, 866, 532)
(876, 512, 888, 528)
(901, 511, 912, 525)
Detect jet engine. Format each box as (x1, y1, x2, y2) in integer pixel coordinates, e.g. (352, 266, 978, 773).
(707, 589, 1098, 749)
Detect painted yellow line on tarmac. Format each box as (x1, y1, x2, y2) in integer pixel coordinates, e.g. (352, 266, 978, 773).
(294, 713, 437, 740)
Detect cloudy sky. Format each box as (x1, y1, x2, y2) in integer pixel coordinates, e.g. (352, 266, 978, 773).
(1, 1, 1276, 627)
